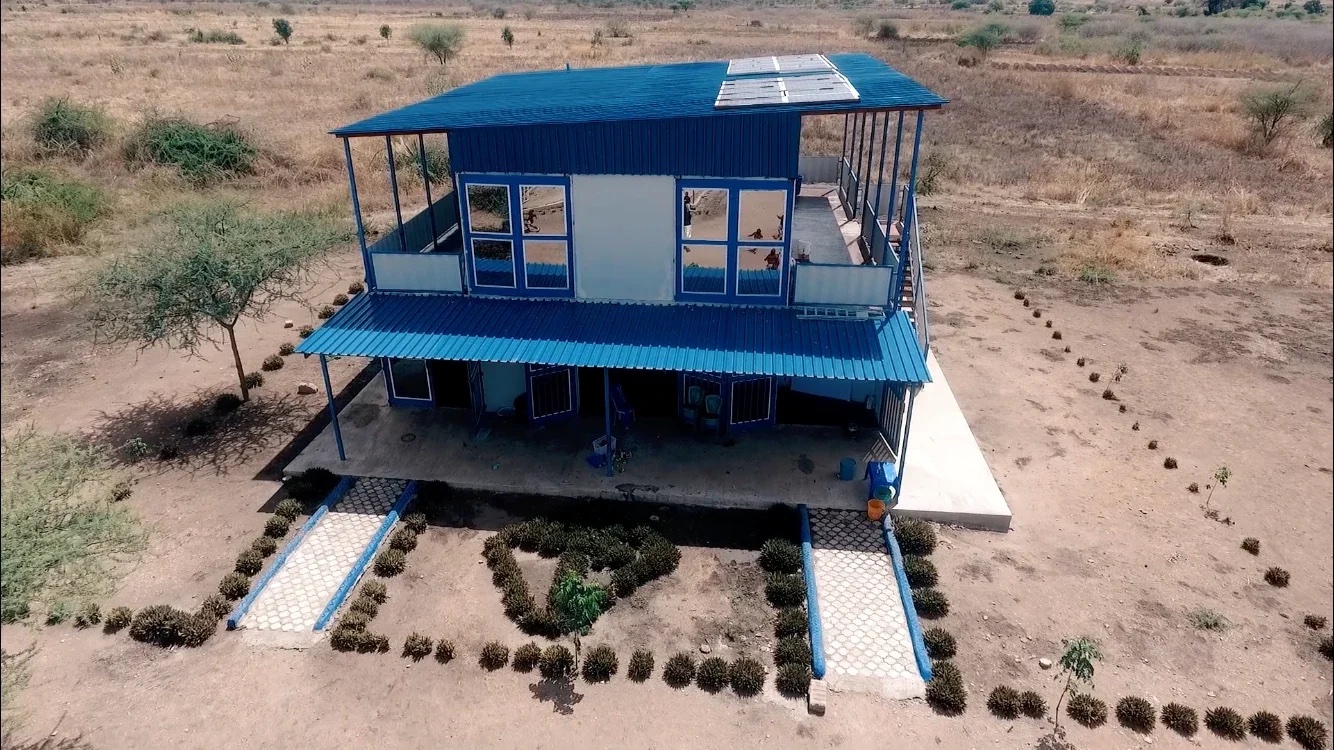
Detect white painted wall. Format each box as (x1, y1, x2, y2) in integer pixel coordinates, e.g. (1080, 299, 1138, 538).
(570, 175, 676, 302)
(790, 378, 880, 410)
(792, 263, 892, 307)
(481, 362, 526, 412)
(372, 253, 463, 293)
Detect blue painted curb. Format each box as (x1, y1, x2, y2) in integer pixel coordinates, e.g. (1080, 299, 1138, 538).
(881, 513, 933, 681)
(227, 475, 355, 630)
(797, 504, 828, 680)
(312, 480, 417, 631)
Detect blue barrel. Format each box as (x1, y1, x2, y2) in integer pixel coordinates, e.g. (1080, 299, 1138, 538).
(838, 457, 857, 481)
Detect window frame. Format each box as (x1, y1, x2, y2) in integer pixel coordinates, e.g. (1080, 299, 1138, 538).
(459, 173, 574, 298)
(385, 357, 434, 406)
(676, 178, 793, 305)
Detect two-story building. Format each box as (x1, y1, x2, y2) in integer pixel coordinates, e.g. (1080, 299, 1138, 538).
(298, 52, 945, 496)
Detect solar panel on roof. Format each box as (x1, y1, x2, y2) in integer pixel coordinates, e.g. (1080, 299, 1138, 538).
(726, 54, 835, 76)
(715, 70, 859, 109)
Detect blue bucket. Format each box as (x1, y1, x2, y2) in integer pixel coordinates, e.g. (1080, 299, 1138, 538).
(838, 457, 857, 481)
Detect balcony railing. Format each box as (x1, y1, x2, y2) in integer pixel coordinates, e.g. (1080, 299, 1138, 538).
(368, 191, 462, 255)
(792, 262, 893, 307)
(368, 191, 465, 293)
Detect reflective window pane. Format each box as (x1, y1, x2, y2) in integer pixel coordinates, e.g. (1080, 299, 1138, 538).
(737, 246, 782, 296)
(523, 240, 569, 289)
(738, 190, 787, 242)
(472, 239, 515, 287)
(681, 188, 728, 242)
(681, 244, 726, 294)
(520, 186, 566, 236)
(467, 184, 510, 234)
(389, 359, 430, 401)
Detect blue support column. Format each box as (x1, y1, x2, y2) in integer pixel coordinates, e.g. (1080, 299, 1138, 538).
(603, 368, 614, 478)
(861, 112, 878, 215)
(342, 138, 375, 289)
(840, 113, 850, 171)
(886, 112, 905, 232)
(853, 113, 867, 216)
(895, 111, 926, 305)
(874, 113, 892, 266)
(893, 386, 919, 496)
(416, 133, 438, 251)
(320, 355, 346, 461)
(385, 136, 407, 253)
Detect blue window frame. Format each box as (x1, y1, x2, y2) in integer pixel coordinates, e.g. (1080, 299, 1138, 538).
(459, 174, 573, 297)
(677, 178, 794, 305)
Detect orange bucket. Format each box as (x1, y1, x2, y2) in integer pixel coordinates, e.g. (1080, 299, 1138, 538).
(867, 498, 886, 522)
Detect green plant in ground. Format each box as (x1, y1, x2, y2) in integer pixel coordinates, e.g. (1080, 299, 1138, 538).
(272, 17, 292, 43)
(251, 535, 278, 557)
(875, 19, 900, 39)
(1205, 706, 1246, 740)
(348, 281, 365, 295)
(1287, 715, 1328, 750)
(214, 392, 243, 414)
(235, 549, 264, 576)
(86, 203, 348, 401)
(402, 633, 432, 661)
(407, 23, 465, 67)
(1028, 0, 1055, 13)
(403, 513, 428, 534)
(729, 657, 765, 697)
(663, 653, 696, 688)
(359, 579, 388, 604)
(31, 98, 113, 156)
(128, 604, 191, 646)
(923, 628, 957, 659)
(1116, 696, 1155, 733)
(1263, 567, 1290, 587)
(433, 639, 455, 663)
(1248, 711, 1284, 743)
(775, 662, 811, 698)
(765, 573, 805, 607)
(1241, 82, 1313, 150)
(1162, 703, 1199, 736)
(913, 588, 950, 619)
(627, 649, 654, 681)
(261, 354, 284, 372)
(298, 325, 314, 338)
(329, 623, 367, 652)
(1053, 637, 1101, 731)
(582, 644, 618, 682)
(332, 293, 349, 306)
(539, 644, 574, 679)
(926, 660, 967, 714)
(198, 594, 231, 622)
(1189, 608, 1228, 631)
(987, 685, 1022, 719)
(903, 555, 938, 588)
(72, 602, 102, 628)
(956, 22, 1008, 57)
(264, 516, 291, 538)
(551, 570, 608, 670)
(348, 597, 378, 618)
(318, 305, 336, 319)
(186, 29, 245, 44)
(179, 612, 216, 647)
(1019, 690, 1047, 719)
(273, 498, 302, 522)
(103, 606, 133, 633)
(1304, 614, 1328, 630)
(1206, 465, 1230, 507)
(243, 372, 264, 389)
(1320, 636, 1333, 661)
(389, 527, 418, 553)
(774, 608, 807, 639)
(1318, 112, 1333, 148)
(123, 117, 256, 183)
(1163, 457, 1177, 469)
(501, 25, 514, 47)
(479, 641, 509, 670)
(1067, 693, 1107, 728)
(373, 548, 407, 577)
(286, 467, 338, 505)
(1241, 537, 1261, 555)
(773, 636, 810, 667)
(1, 168, 110, 264)
(759, 538, 802, 574)
(339, 609, 372, 631)
(513, 642, 542, 671)
(379, 24, 391, 39)
(218, 572, 250, 600)
(695, 656, 729, 692)
(894, 519, 937, 555)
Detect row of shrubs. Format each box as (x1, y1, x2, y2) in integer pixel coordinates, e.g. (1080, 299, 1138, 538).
(896, 519, 971, 716)
(331, 501, 429, 650)
(757, 538, 813, 697)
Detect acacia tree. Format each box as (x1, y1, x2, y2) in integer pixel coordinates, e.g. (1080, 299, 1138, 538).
(87, 203, 349, 401)
(1242, 82, 1312, 149)
(272, 18, 292, 44)
(407, 23, 465, 67)
(551, 571, 606, 673)
(501, 25, 514, 47)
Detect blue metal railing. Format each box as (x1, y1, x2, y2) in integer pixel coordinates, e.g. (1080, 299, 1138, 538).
(368, 191, 460, 255)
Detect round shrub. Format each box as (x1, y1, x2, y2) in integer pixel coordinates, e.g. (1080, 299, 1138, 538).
(359, 579, 388, 604)
(235, 549, 264, 576)
(198, 594, 231, 623)
(637, 539, 681, 579)
(180, 614, 216, 647)
(278, 341, 296, 356)
(264, 515, 291, 538)
(1162, 703, 1199, 736)
(1263, 567, 1290, 587)
(611, 563, 642, 598)
(218, 572, 251, 600)
(774, 608, 807, 639)
(894, 518, 937, 556)
(261, 354, 285, 372)
(512, 642, 542, 672)
(775, 663, 811, 698)
(402, 633, 433, 661)
(403, 512, 428, 534)
(251, 535, 278, 557)
(913, 588, 950, 619)
(926, 661, 967, 715)
(1204, 706, 1247, 740)
(297, 325, 314, 338)
(128, 604, 192, 646)
(339, 610, 371, 631)
(434, 639, 455, 664)
(696, 656, 729, 693)
(389, 527, 418, 553)
(729, 657, 765, 697)
(373, 548, 407, 577)
(1321, 635, 1333, 661)
(765, 573, 805, 608)
(243, 372, 264, 389)
(32, 98, 112, 155)
(662, 653, 696, 688)
(103, 606, 133, 633)
(318, 305, 336, 320)
(520, 607, 558, 637)
(627, 649, 654, 682)
(285, 467, 338, 505)
(274, 498, 302, 521)
(538, 644, 574, 679)
(582, 644, 618, 682)
(1242, 537, 1261, 555)
(329, 624, 367, 652)
(213, 392, 243, 414)
(1067, 693, 1107, 728)
(479, 641, 510, 670)
(923, 628, 957, 659)
(332, 293, 350, 306)
(73, 602, 101, 628)
(773, 636, 810, 667)
(1018, 690, 1047, 719)
(348, 596, 378, 618)
(1163, 457, 1178, 469)
(348, 281, 365, 295)
(987, 685, 1021, 719)
(1287, 715, 1328, 750)
(1248, 711, 1284, 743)
(1304, 614, 1328, 630)
(903, 555, 939, 588)
(759, 538, 802, 574)
(364, 633, 391, 653)
(1116, 696, 1156, 733)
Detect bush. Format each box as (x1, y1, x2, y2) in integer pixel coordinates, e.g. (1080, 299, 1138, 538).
(927, 660, 967, 714)
(403, 512, 428, 534)
(31, 98, 113, 155)
(765, 573, 805, 607)
(1321, 636, 1333, 661)
(235, 549, 264, 576)
(1248, 711, 1283, 743)
(264, 515, 291, 538)
(1263, 567, 1290, 587)
(637, 538, 681, 579)
(180, 613, 216, 647)
(513, 642, 542, 672)
(1090, 372, 1102, 383)
(1018, 690, 1047, 719)
(1162, 703, 1199, 736)
(538, 644, 573, 679)
(123, 117, 256, 184)
(987, 685, 1021, 719)
(187, 28, 245, 44)
(774, 608, 807, 639)
(407, 23, 465, 66)
(198, 595, 231, 623)
(332, 294, 349, 306)
(520, 606, 558, 637)
(285, 467, 338, 504)
(627, 649, 654, 681)
(956, 22, 1007, 56)
(433, 639, 455, 663)
(663, 653, 696, 688)
(1, 169, 110, 264)
(479, 641, 509, 670)
(759, 538, 802, 574)
(1117, 696, 1156, 733)
(1305, 614, 1328, 630)
(1029, 0, 1055, 13)
(128, 604, 194, 646)
(1241, 83, 1314, 150)
(348, 281, 365, 295)
(348, 596, 378, 618)
(582, 644, 618, 682)
(773, 636, 810, 667)
(340, 610, 372, 631)
(1068, 693, 1107, 728)
(727, 657, 765, 697)
(913, 588, 950, 619)
(903, 555, 939, 588)
(1164, 457, 1178, 469)
(1287, 715, 1328, 750)
(894, 519, 937, 555)
(274, 498, 302, 522)
(373, 548, 407, 577)
(875, 19, 900, 39)
(214, 392, 243, 414)
(104, 606, 133, 633)
(1102, 388, 1118, 401)
(329, 623, 367, 652)
(359, 579, 388, 604)
(389, 527, 418, 553)
(402, 632, 433, 661)
(695, 656, 729, 692)
(1241, 537, 1261, 555)
(923, 628, 957, 659)
(298, 325, 314, 338)
(73, 602, 102, 628)
(261, 354, 284, 372)
(244, 372, 264, 389)
(1205, 706, 1246, 740)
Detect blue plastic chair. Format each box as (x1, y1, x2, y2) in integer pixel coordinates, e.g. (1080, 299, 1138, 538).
(611, 383, 636, 430)
(700, 394, 723, 436)
(681, 385, 704, 426)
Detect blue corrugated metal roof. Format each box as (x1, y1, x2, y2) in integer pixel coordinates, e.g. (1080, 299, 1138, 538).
(296, 292, 930, 383)
(332, 53, 947, 137)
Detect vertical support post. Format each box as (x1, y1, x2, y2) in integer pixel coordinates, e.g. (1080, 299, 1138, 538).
(874, 113, 892, 266)
(602, 368, 614, 478)
(893, 385, 919, 495)
(416, 133, 438, 251)
(342, 138, 375, 289)
(853, 113, 867, 216)
(895, 111, 925, 305)
(862, 112, 878, 215)
(320, 355, 346, 461)
(385, 136, 407, 253)
(840, 113, 850, 172)
(886, 112, 905, 233)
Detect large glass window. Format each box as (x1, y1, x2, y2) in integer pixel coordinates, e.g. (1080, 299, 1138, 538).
(466, 185, 510, 233)
(460, 175, 572, 297)
(681, 245, 727, 295)
(472, 239, 515, 288)
(388, 358, 431, 401)
(677, 181, 791, 304)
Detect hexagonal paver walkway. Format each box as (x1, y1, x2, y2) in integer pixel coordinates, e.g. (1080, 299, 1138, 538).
(808, 508, 925, 699)
(239, 477, 407, 632)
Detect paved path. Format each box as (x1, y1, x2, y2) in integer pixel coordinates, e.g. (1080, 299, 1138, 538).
(808, 508, 924, 699)
(239, 477, 406, 632)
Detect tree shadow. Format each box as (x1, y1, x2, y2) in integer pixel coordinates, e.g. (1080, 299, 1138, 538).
(1, 732, 95, 750)
(527, 678, 584, 716)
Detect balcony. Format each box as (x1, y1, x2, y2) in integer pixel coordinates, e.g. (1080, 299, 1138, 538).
(367, 191, 465, 293)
